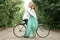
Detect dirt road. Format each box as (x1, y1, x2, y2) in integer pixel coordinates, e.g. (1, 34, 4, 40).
(0, 28, 60, 40)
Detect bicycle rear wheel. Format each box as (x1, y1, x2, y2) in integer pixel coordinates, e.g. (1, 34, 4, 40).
(13, 24, 25, 38)
(37, 24, 50, 38)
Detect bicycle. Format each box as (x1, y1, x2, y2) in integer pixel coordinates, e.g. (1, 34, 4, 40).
(13, 17, 50, 38)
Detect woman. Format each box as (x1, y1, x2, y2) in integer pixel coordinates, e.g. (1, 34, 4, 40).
(24, 4, 38, 38)
(30, 4, 38, 37)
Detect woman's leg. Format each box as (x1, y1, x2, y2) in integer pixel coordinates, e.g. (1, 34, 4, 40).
(24, 19, 32, 38)
(25, 24, 32, 37)
(24, 16, 38, 38)
(31, 18, 38, 37)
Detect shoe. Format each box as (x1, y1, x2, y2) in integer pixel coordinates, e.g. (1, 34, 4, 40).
(29, 34, 36, 38)
(24, 35, 29, 38)
(30, 35, 36, 38)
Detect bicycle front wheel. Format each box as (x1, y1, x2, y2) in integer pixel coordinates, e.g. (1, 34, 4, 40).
(37, 24, 50, 38)
(13, 24, 25, 38)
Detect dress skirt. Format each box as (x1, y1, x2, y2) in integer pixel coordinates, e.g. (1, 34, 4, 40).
(25, 15, 38, 37)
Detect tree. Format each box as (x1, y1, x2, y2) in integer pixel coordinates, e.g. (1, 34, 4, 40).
(33, 0, 60, 29)
(0, 0, 24, 27)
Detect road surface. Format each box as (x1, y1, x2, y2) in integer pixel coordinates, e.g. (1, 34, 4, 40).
(0, 28, 60, 40)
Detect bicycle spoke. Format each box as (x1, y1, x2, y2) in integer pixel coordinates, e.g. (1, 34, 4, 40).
(13, 24, 25, 38)
(37, 24, 50, 38)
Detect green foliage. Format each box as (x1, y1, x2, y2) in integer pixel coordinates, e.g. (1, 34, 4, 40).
(0, 0, 24, 27)
(0, 0, 5, 4)
(33, 0, 60, 29)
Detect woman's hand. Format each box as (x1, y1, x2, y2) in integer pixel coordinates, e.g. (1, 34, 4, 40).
(35, 17, 38, 19)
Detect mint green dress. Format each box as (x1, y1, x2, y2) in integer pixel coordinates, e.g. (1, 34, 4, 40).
(25, 15, 38, 37)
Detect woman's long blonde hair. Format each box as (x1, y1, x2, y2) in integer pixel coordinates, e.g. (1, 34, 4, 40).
(31, 4, 35, 10)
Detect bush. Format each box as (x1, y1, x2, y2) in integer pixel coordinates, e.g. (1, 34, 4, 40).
(33, 0, 60, 29)
(0, 0, 24, 27)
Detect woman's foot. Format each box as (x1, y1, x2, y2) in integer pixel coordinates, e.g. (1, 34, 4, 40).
(31, 35, 36, 38)
(24, 35, 29, 38)
(29, 34, 36, 38)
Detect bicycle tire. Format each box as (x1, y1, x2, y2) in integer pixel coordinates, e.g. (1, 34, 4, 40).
(37, 24, 50, 38)
(13, 23, 25, 38)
